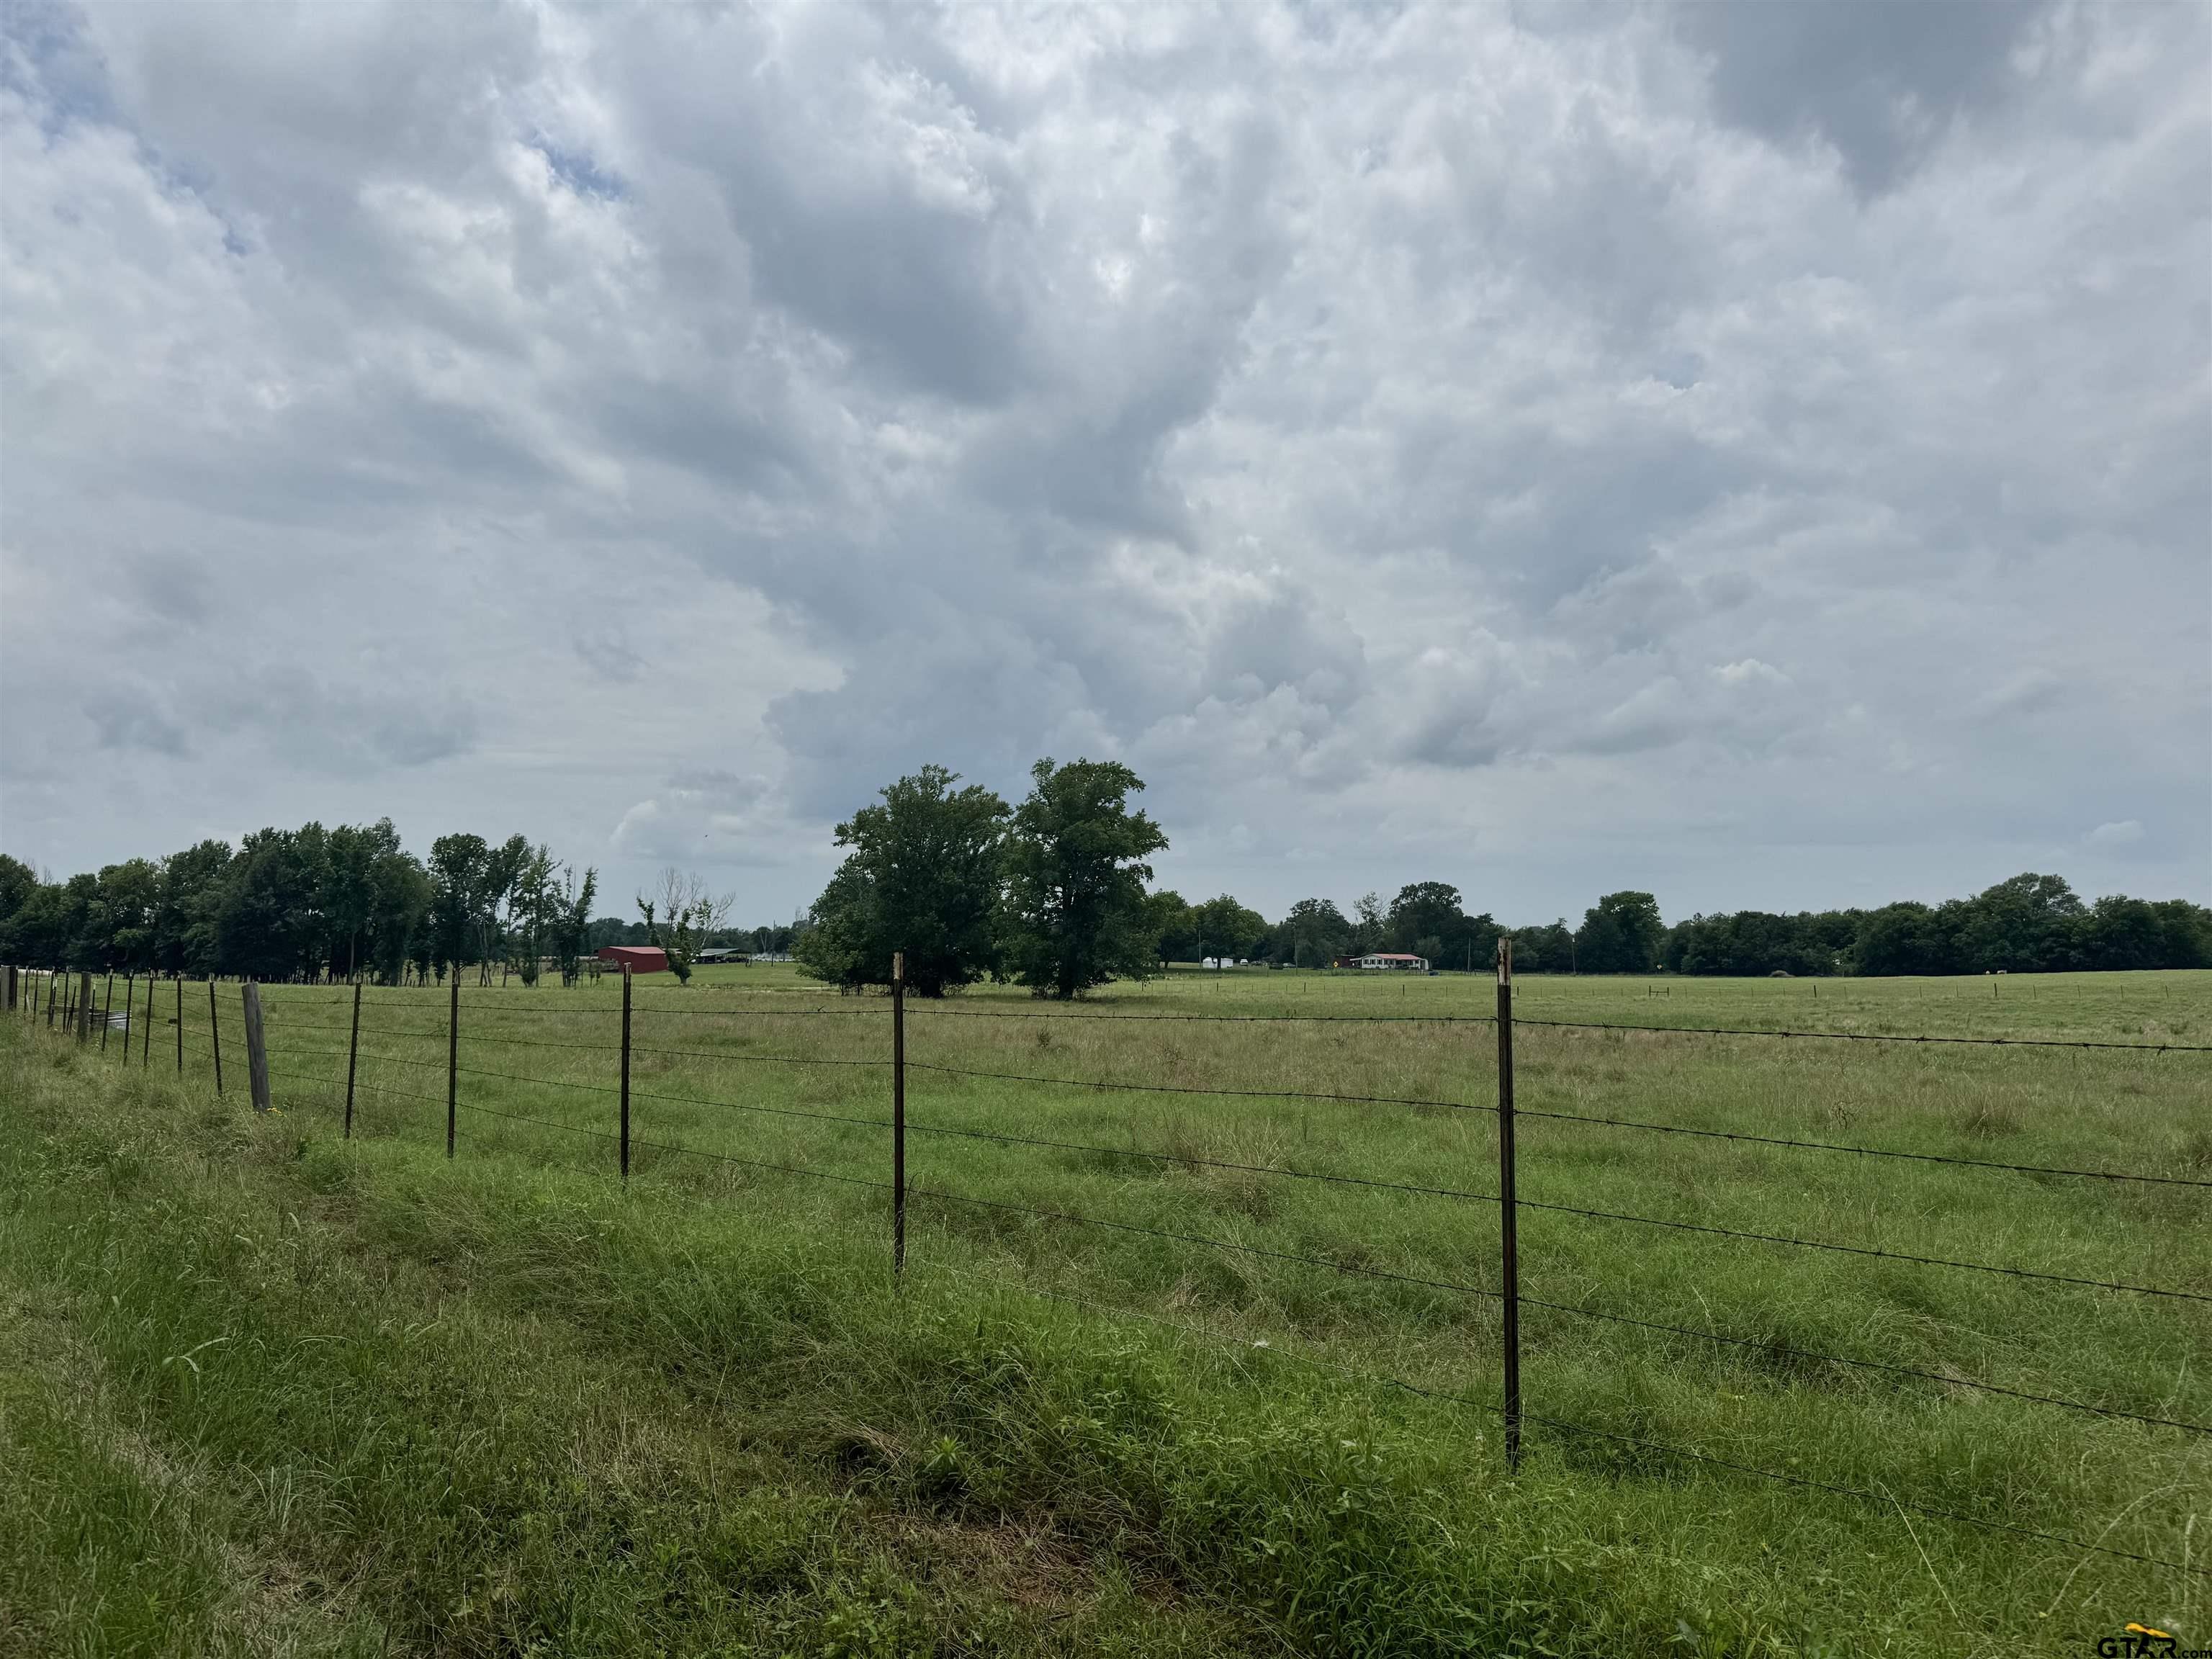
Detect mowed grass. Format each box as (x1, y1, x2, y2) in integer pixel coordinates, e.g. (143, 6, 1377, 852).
(0, 966, 2206, 1656)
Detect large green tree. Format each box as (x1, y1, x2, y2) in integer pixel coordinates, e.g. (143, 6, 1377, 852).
(1145, 890, 1197, 966)
(428, 834, 492, 976)
(1573, 891, 1664, 974)
(1002, 758, 1167, 999)
(796, 766, 1009, 997)
(1280, 896, 1352, 967)
(1190, 894, 1267, 968)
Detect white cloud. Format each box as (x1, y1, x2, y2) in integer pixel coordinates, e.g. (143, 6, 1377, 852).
(2, 0, 2205, 923)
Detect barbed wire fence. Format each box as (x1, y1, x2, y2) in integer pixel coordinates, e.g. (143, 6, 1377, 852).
(6, 953, 2209, 1580)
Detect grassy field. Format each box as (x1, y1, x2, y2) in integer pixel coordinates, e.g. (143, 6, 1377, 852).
(1, 964, 2206, 1656)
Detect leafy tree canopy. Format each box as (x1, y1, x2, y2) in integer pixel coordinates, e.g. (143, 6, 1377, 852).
(796, 765, 1009, 997)
(1002, 757, 1167, 999)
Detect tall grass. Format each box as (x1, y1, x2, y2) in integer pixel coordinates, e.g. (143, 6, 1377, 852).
(1, 966, 2206, 1655)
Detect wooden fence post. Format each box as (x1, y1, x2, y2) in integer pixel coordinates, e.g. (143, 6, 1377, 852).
(892, 950, 907, 1281)
(209, 981, 224, 1095)
(1496, 936, 1521, 1473)
(76, 972, 93, 1043)
(241, 983, 271, 1113)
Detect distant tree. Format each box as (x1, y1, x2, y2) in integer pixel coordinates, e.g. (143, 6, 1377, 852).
(0, 873, 84, 968)
(366, 848, 432, 985)
(1849, 902, 1954, 976)
(0, 853, 36, 932)
(1281, 896, 1352, 967)
(1145, 890, 1198, 965)
(153, 840, 233, 976)
(428, 835, 492, 975)
(2077, 896, 2212, 971)
(217, 825, 328, 979)
(796, 765, 1010, 997)
(638, 867, 735, 986)
(1190, 894, 1267, 968)
(1506, 920, 1577, 975)
(549, 866, 599, 986)
(1574, 891, 1663, 974)
(1351, 891, 1386, 954)
(1956, 872, 2082, 974)
(1385, 883, 1463, 954)
(1002, 758, 1168, 999)
(81, 859, 162, 971)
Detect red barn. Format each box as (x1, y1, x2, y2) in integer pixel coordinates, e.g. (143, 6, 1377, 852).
(597, 945, 670, 974)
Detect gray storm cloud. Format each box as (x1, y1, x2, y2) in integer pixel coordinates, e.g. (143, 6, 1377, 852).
(1, 1, 2205, 920)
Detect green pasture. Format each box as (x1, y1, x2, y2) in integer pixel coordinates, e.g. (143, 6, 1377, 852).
(0, 966, 2206, 1655)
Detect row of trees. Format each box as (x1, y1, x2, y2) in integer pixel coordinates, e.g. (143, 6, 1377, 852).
(1159, 874, 2211, 978)
(1140, 885, 1665, 976)
(796, 759, 1166, 998)
(1662, 873, 2212, 976)
(8, 798, 2205, 990)
(0, 826, 602, 985)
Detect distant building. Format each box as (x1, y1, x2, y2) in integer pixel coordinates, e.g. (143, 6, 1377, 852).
(597, 945, 670, 974)
(1350, 953, 1429, 972)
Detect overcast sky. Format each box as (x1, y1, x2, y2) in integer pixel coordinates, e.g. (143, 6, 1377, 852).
(2, 1, 2206, 927)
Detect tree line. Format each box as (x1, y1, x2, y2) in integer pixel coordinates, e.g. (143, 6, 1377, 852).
(6, 787, 2206, 990)
(0, 826, 608, 986)
(1159, 873, 2212, 977)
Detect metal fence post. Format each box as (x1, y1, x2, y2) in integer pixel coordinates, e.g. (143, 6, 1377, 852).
(100, 972, 114, 1052)
(1496, 936, 1521, 1472)
(241, 983, 271, 1113)
(446, 975, 459, 1159)
(344, 981, 361, 1139)
(619, 964, 632, 1180)
(210, 980, 224, 1094)
(893, 950, 907, 1281)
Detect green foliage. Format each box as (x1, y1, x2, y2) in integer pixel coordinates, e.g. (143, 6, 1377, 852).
(0, 852, 35, 928)
(1190, 894, 1267, 967)
(1280, 897, 1352, 968)
(637, 868, 733, 986)
(6, 966, 2206, 1654)
(796, 765, 1010, 997)
(1663, 874, 2212, 978)
(1145, 889, 1197, 965)
(1575, 891, 1664, 974)
(1002, 758, 1168, 999)
(428, 832, 493, 971)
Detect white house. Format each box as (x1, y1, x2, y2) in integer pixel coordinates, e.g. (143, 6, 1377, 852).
(1352, 953, 1429, 972)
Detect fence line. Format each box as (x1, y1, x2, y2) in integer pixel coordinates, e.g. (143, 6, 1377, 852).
(16, 961, 2210, 1583)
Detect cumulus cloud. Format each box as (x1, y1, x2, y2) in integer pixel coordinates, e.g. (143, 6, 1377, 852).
(1, 1, 2205, 920)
